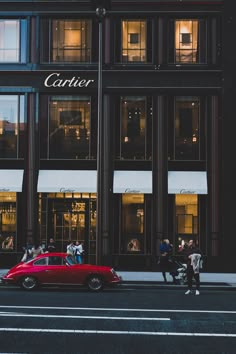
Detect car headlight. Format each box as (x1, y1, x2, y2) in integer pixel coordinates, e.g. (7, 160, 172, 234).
(110, 268, 118, 276)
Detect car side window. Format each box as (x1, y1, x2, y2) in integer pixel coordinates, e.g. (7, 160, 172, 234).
(34, 258, 48, 266)
(48, 256, 64, 265)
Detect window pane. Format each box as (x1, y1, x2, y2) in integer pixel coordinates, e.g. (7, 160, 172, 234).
(175, 20, 198, 64)
(0, 20, 20, 62)
(175, 194, 198, 251)
(51, 20, 91, 63)
(120, 96, 146, 160)
(48, 96, 91, 159)
(0, 192, 16, 252)
(0, 95, 25, 158)
(175, 96, 200, 160)
(121, 194, 144, 253)
(122, 20, 147, 63)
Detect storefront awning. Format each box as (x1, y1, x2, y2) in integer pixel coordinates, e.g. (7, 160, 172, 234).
(37, 170, 97, 193)
(168, 171, 208, 194)
(0, 169, 24, 192)
(113, 171, 152, 194)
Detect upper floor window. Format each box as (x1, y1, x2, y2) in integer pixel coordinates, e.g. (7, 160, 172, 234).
(174, 96, 200, 160)
(169, 19, 207, 64)
(116, 96, 152, 160)
(0, 19, 27, 63)
(51, 20, 92, 63)
(0, 95, 25, 158)
(40, 95, 92, 160)
(121, 20, 147, 63)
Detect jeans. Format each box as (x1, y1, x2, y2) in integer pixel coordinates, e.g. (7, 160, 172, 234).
(76, 255, 82, 264)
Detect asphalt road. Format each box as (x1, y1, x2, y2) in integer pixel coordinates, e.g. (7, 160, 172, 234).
(0, 286, 236, 354)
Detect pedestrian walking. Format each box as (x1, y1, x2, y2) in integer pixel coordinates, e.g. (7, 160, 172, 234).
(184, 239, 203, 295)
(159, 239, 177, 283)
(74, 241, 84, 264)
(31, 243, 44, 259)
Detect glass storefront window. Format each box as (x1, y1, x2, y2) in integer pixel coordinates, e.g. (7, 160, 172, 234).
(121, 20, 147, 63)
(38, 193, 96, 262)
(0, 192, 17, 252)
(119, 96, 150, 160)
(48, 96, 91, 159)
(175, 194, 198, 251)
(0, 19, 27, 63)
(174, 19, 206, 64)
(51, 20, 91, 63)
(121, 194, 144, 253)
(175, 96, 200, 160)
(0, 95, 25, 159)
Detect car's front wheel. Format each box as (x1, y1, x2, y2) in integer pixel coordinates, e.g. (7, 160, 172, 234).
(86, 275, 104, 292)
(20, 276, 38, 291)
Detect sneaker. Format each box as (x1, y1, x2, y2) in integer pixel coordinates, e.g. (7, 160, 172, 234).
(195, 290, 200, 295)
(185, 290, 191, 295)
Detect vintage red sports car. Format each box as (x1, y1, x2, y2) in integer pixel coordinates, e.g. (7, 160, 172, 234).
(1, 252, 121, 292)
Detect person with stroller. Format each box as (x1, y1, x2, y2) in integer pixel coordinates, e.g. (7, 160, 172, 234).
(159, 238, 177, 283)
(183, 239, 203, 295)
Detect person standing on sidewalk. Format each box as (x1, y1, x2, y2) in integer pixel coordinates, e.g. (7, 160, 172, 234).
(159, 239, 176, 283)
(184, 239, 203, 295)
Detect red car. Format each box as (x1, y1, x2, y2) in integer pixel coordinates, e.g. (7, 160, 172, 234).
(1, 252, 121, 292)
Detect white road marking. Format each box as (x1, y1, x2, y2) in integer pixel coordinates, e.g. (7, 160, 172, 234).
(0, 328, 236, 337)
(0, 306, 236, 314)
(0, 313, 170, 321)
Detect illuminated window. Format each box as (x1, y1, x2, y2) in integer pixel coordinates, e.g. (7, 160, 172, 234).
(51, 20, 91, 62)
(122, 20, 147, 63)
(175, 194, 198, 250)
(174, 19, 206, 64)
(121, 194, 144, 254)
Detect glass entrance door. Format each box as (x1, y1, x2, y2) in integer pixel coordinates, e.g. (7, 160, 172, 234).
(48, 199, 89, 256)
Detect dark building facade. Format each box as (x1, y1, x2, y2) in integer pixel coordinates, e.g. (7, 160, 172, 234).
(0, 0, 234, 272)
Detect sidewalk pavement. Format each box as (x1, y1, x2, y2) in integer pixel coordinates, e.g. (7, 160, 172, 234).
(1, 268, 236, 289)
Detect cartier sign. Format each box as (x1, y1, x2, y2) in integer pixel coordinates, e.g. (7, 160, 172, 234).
(44, 73, 95, 88)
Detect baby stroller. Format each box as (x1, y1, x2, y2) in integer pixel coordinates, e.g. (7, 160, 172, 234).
(169, 259, 187, 285)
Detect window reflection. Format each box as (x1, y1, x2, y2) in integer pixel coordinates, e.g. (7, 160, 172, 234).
(52, 20, 91, 62)
(122, 20, 147, 63)
(0, 95, 25, 159)
(120, 96, 148, 160)
(121, 194, 144, 254)
(48, 96, 91, 159)
(175, 96, 200, 160)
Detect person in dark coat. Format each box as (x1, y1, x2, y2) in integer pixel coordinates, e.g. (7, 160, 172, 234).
(159, 239, 176, 283)
(47, 238, 56, 253)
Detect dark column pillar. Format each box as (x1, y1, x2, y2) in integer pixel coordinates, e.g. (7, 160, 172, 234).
(209, 96, 220, 256)
(104, 17, 111, 65)
(152, 95, 168, 258)
(25, 93, 37, 245)
(101, 95, 112, 264)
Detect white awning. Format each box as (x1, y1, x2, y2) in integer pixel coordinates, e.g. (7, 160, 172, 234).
(168, 171, 208, 194)
(0, 169, 24, 192)
(37, 170, 97, 193)
(113, 171, 152, 194)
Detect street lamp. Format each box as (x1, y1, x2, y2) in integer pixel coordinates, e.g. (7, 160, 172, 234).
(94, 1, 108, 265)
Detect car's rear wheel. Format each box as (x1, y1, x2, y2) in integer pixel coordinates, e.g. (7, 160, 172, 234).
(20, 276, 38, 291)
(86, 275, 104, 292)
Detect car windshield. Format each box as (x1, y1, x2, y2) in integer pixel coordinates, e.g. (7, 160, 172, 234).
(66, 255, 77, 265)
